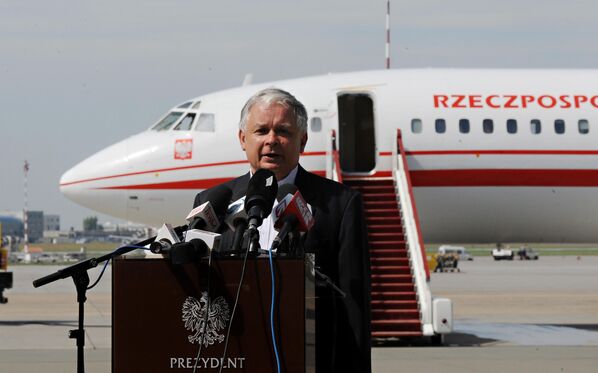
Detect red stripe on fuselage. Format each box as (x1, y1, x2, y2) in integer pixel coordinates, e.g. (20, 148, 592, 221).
(60, 151, 326, 187)
(412, 169, 598, 187)
(96, 170, 328, 190)
(60, 150, 598, 188)
(95, 169, 598, 189)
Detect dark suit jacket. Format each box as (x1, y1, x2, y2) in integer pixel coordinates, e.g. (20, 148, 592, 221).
(193, 166, 371, 373)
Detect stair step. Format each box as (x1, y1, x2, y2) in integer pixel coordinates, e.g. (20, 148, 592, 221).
(371, 265, 411, 275)
(369, 232, 404, 241)
(344, 177, 393, 186)
(364, 209, 400, 218)
(370, 250, 408, 259)
(364, 200, 398, 209)
(369, 241, 406, 249)
(371, 257, 409, 266)
(351, 185, 396, 193)
(367, 216, 402, 224)
(372, 299, 418, 307)
(371, 291, 417, 301)
(372, 283, 415, 292)
(372, 331, 424, 338)
(362, 193, 397, 202)
(368, 224, 403, 233)
(371, 274, 414, 283)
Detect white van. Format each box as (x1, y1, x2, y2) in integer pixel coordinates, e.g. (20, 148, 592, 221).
(437, 245, 474, 261)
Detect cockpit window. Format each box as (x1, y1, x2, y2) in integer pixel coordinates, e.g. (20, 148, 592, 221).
(177, 101, 193, 109)
(152, 112, 183, 131)
(174, 113, 196, 131)
(195, 113, 215, 132)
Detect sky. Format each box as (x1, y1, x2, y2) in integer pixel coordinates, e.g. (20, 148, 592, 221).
(1, 0, 597, 230)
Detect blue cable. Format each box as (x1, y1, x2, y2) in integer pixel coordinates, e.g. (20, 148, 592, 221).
(268, 247, 281, 373)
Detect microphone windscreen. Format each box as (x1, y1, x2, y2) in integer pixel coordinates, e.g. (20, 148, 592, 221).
(203, 184, 233, 219)
(276, 184, 298, 202)
(245, 169, 278, 217)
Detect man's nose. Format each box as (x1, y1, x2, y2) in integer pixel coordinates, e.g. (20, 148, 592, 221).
(265, 130, 279, 145)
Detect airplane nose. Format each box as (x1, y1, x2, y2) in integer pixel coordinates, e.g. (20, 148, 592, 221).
(60, 138, 131, 217)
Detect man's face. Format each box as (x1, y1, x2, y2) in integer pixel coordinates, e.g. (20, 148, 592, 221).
(239, 102, 307, 181)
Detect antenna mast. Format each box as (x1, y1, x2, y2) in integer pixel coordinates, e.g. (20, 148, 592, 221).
(23, 160, 29, 257)
(386, 0, 390, 69)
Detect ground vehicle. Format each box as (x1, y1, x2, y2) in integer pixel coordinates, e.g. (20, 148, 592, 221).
(492, 246, 514, 260)
(517, 247, 539, 260)
(35, 253, 60, 264)
(438, 245, 473, 261)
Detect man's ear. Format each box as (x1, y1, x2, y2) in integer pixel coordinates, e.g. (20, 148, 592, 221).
(238, 129, 246, 151)
(300, 132, 308, 153)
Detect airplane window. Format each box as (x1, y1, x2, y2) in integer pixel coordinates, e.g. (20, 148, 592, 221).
(177, 101, 193, 109)
(483, 119, 494, 134)
(411, 119, 422, 134)
(152, 112, 183, 131)
(579, 119, 590, 134)
(435, 119, 446, 134)
(174, 113, 196, 131)
(191, 101, 201, 109)
(195, 113, 215, 132)
(555, 119, 565, 134)
(310, 117, 322, 132)
(459, 119, 470, 133)
(530, 119, 541, 134)
(507, 119, 517, 134)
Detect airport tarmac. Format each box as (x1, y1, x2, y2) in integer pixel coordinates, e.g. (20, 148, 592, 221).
(1, 256, 597, 372)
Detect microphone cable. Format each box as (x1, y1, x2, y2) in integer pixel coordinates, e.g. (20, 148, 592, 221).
(87, 244, 147, 291)
(268, 245, 282, 373)
(217, 231, 252, 373)
(192, 246, 214, 373)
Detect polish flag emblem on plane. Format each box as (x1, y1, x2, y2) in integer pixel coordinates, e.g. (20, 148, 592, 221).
(174, 139, 193, 160)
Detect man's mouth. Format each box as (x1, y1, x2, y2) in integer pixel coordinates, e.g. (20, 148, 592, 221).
(261, 153, 280, 160)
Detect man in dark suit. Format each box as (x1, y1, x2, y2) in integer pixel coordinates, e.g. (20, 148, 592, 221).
(194, 88, 371, 372)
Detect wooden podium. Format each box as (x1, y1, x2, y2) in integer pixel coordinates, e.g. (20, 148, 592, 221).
(112, 256, 315, 372)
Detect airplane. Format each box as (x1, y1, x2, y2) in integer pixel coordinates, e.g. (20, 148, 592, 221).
(60, 68, 598, 244)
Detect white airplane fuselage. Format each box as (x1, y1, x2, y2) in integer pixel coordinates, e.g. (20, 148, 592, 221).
(60, 69, 598, 243)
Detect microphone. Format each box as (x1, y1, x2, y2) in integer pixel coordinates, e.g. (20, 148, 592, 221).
(156, 239, 210, 265)
(244, 169, 278, 230)
(149, 223, 182, 254)
(187, 184, 232, 231)
(271, 186, 314, 250)
(225, 197, 248, 253)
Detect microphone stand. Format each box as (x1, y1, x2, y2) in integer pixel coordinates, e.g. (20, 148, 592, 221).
(31, 227, 185, 373)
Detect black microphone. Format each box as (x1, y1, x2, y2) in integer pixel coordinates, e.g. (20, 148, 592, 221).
(152, 238, 210, 265)
(188, 184, 232, 231)
(244, 169, 278, 230)
(225, 197, 248, 253)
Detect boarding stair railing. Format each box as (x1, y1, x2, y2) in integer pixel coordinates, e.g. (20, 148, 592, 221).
(393, 129, 452, 340)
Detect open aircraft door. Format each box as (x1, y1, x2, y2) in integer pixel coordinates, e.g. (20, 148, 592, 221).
(337, 93, 377, 174)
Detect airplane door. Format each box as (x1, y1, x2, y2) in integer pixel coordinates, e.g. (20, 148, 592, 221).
(337, 93, 376, 173)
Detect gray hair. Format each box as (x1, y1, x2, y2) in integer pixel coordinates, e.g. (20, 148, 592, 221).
(239, 88, 308, 133)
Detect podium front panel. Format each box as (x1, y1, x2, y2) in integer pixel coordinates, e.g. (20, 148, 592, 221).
(112, 257, 314, 372)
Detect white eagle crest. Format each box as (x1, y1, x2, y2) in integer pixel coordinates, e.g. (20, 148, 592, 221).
(181, 292, 230, 347)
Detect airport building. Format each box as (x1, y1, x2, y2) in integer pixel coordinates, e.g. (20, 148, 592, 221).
(43, 214, 60, 232)
(0, 215, 24, 237)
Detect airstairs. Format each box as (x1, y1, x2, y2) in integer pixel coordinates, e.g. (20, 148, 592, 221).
(326, 129, 452, 342)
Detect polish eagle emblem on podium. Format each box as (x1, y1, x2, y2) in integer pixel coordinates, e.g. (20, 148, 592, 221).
(181, 292, 230, 346)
